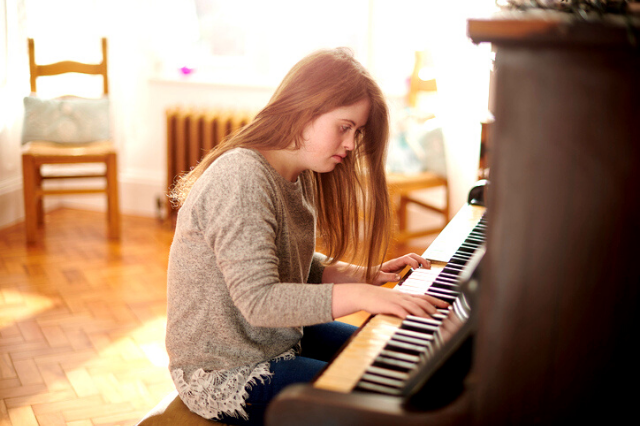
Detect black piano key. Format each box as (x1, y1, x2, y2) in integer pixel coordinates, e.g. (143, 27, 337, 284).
(429, 293, 456, 302)
(464, 237, 484, 246)
(443, 264, 464, 274)
(360, 373, 405, 389)
(453, 250, 473, 259)
(386, 339, 427, 354)
(375, 358, 418, 373)
(435, 272, 457, 282)
(426, 292, 456, 304)
(370, 361, 409, 375)
(425, 287, 458, 304)
(433, 275, 458, 284)
(356, 381, 402, 395)
(448, 256, 468, 266)
(430, 282, 458, 291)
(425, 292, 457, 303)
(395, 328, 434, 342)
(379, 349, 420, 364)
(405, 316, 441, 327)
(466, 229, 485, 239)
(460, 235, 484, 249)
(457, 244, 477, 254)
(453, 250, 475, 260)
(430, 288, 458, 297)
(375, 355, 418, 370)
(366, 365, 410, 381)
(393, 333, 432, 347)
(426, 282, 459, 292)
(432, 283, 459, 293)
(465, 233, 484, 241)
(465, 237, 484, 245)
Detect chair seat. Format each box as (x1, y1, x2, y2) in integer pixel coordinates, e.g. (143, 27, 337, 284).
(21, 139, 120, 243)
(136, 391, 229, 426)
(22, 140, 115, 158)
(387, 171, 447, 194)
(386, 171, 449, 246)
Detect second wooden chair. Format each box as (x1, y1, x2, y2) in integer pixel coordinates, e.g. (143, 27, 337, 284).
(21, 37, 119, 244)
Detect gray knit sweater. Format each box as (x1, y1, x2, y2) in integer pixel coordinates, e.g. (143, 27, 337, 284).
(165, 148, 334, 418)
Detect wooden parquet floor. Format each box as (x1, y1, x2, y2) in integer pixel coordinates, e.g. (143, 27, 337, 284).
(0, 208, 432, 426)
(0, 209, 177, 426)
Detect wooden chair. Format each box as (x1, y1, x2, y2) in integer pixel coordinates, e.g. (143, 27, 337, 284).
(407, 51, 437, 108)
(478, 118, 493, 180)
(387, 171, 449, 247)
(387, 50, 449, 248)
(21, 37, 119, 244)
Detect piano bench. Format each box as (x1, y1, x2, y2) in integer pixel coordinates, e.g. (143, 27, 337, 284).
(135, 391, 229, 426)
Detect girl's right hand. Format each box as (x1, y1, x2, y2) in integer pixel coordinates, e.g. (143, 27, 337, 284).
(331, 284, 449, 320)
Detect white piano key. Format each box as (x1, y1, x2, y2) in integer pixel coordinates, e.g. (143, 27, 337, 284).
(366, 366, 410, 381)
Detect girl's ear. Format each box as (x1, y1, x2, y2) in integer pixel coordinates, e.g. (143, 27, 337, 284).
(299, 122, 312, 145)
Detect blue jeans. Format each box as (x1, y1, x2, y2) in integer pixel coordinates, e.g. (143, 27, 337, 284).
(216, 321, 357, 426)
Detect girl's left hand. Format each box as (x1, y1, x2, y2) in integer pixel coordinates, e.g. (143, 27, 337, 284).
(371, 253, 430, 286)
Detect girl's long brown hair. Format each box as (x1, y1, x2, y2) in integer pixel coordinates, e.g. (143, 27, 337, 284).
(171, 48, 391, 282)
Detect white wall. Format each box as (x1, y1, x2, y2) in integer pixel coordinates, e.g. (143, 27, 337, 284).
(0, 0, 494, 231)
(0, 78, 483, 229)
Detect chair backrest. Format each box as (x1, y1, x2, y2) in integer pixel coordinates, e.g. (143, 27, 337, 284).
(407, 51, 437, 108)
(28, 37, 109, 95)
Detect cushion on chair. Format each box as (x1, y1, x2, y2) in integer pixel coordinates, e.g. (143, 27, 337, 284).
(22, 96, 110, 144)
(387, 111, 447, 178)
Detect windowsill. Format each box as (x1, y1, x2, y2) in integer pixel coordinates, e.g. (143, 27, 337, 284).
(148, 74, 278, 91)
(148, 74, 407, 102)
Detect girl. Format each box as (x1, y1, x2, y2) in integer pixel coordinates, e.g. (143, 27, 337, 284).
(166, 48, 447, 426)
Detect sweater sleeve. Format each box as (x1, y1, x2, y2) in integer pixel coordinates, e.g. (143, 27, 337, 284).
(193, 152, 334, 328)
(308, 252, 327, 284)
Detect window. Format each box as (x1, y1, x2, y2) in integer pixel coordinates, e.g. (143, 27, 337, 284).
(154, 0, 369, 87)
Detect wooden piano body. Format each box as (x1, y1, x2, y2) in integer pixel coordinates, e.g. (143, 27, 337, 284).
(268, 13, 640, 426)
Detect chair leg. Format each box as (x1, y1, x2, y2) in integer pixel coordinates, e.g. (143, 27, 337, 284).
(106, 153, 120, 239)
(443, 183, 450, 221)
(35, 165, 44, 225)
(398, 195, 409, 234)
(22, 154, 39, 244)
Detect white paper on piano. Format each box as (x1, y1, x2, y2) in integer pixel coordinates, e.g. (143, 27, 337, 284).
(422, 204, 486, 263)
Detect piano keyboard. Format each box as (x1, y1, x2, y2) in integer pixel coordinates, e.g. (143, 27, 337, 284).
(395, 210, 487, 301)
(422, 204, 486, 263)
(313, 203, 487, 395)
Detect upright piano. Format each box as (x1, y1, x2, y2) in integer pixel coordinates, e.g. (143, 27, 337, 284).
(267, 184, 488, 426)
(268, 11, 640, 426)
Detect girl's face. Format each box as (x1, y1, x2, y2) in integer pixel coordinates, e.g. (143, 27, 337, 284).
(297, 97, 371, 174)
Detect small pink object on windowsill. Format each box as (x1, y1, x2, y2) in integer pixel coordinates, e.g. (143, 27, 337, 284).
(179, 66, 195, 76)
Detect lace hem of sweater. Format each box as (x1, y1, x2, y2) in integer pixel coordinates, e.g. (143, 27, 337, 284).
(171, 349, 296, 420)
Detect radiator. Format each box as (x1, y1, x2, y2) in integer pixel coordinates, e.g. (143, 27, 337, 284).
(166, 107, 254, 223)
